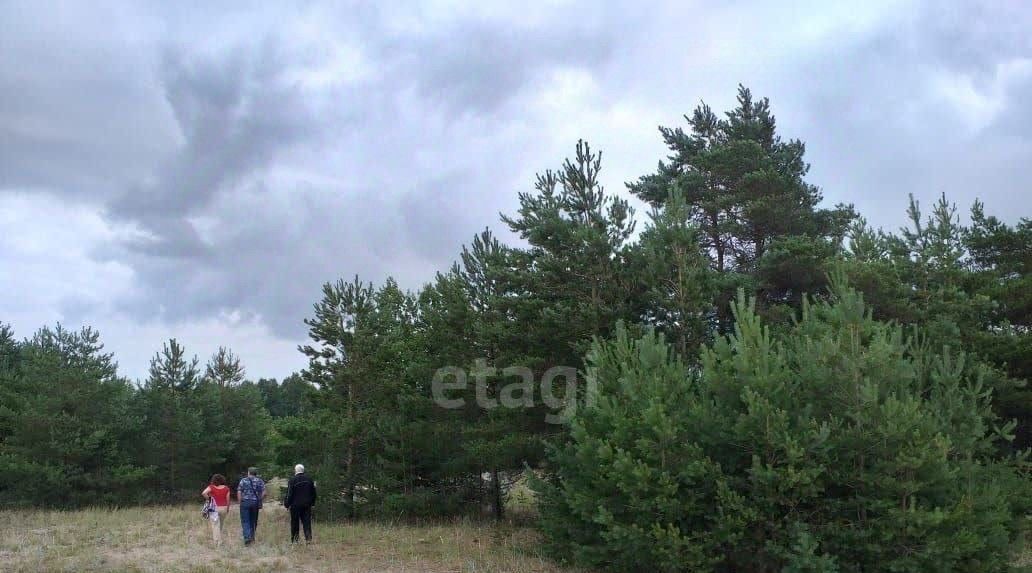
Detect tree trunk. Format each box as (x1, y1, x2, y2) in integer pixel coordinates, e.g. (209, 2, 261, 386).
(491, 468, 504, 520)
(345, 377, 356, 518)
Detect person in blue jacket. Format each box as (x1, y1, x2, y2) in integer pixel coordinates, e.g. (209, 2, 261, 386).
(235, 467, 266, 545)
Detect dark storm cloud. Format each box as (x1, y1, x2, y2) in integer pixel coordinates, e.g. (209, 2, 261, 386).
(110, 180, 448, 339)
(83, 6, 617, 339)
(107, 46, 317, 258)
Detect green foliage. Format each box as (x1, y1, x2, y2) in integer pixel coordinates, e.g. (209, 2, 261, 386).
(291, 140, 649, 518)
(0, 325, 151, 507)
(533, 324, 724, 571)
(136, 340, 274, 497)
(844, 194, 1031, 451)
(204, 346, 245, 387)
(255, 374, 318, 418)
(136, 339, 206, 494)
(195, 378, 274, 485)
(965, 202, 1032, 448)
(629, 85, 854, 326)
(298, 276, 432, 516)
(0, 328, 275, 506)
(501, 139, 639, 364)
(632, 189, 716, 358)
(536, 284, 1030, 572)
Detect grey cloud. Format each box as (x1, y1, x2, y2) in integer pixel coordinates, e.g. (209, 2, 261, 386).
(105, 44, 318, 261)
(4, 0, 1031, 379)
(109, 47, 314, 219)
(917, 3, 1032, 78)
(119, 214, 212, 259)
(773, 0, 1032, 228)
(0, 3, 173, 197)
(398, 172, 485, 260)
(310, 3, 617, 117)
(990, 73, 1032, 139)
(91, 7, 602, 337)
(393, 23, 614, 115)
(109, 181, 454, 339)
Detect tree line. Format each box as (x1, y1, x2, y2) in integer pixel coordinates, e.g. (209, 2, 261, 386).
(1, 86, 1028, 569)
(0, 332, 317, 505)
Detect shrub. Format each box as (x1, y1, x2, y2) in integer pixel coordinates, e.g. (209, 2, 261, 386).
(535, 283, 1030, 572)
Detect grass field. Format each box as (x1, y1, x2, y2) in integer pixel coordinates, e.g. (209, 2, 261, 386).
(3, 504, 1028, 572)
(0, 504, 577, 573)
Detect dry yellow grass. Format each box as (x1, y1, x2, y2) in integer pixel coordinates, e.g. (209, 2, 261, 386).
(0, 504, 579, 573)
(7, 504, 1023, 572)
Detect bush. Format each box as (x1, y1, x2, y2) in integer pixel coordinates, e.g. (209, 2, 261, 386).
(535, 284, 1030, 572)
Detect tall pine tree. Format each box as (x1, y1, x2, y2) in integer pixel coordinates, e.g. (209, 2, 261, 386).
(138, 338, 204, 494)
(629, 85, 854, 325)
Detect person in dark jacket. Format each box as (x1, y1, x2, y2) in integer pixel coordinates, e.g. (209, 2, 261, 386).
(284, 463, 317, 543)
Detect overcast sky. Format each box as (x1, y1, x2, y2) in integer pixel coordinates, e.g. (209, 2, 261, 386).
(2, 1, 1030, 381)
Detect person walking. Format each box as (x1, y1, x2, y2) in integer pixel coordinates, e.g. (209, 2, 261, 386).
(236, 467, 266, 546)
(283, 464, 317, 544)
(201, 474, 231, 546)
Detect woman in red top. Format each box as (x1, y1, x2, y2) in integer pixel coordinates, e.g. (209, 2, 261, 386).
(201, 474, 231, 546)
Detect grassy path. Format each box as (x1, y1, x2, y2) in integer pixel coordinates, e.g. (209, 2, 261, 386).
(0, 504, 574, 572)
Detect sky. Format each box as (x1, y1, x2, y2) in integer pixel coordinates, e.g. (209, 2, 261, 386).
(2, 1, 1030, 382)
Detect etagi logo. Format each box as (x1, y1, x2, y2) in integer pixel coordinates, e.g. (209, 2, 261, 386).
(431, 359, 597, 424)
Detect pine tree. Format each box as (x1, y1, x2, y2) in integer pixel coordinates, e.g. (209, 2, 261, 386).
(843, 195, 1030, 451)
(632, 189, 716, 358)
(194, 380, 273, 483)
(458, 231, 555, 518)
(502, 139, 638, 365)
(300, 276, 373, 516)
(965, 202, 1032, 449)
(0, 323, 15, 371)
(300, 277, 424, 516)
(413, 268, 488, 513)
(629, 85, 854, 325)
(536, 281, 1029, 572)
(0, 323, 18, 444)
(139, 338, 204, 494)
(256, 374, 316, 418)
(147, 338, 200, 392)
(0, 325, 150, 507)
(196, 345, 274, 478)
(204, 346, 245, 388)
